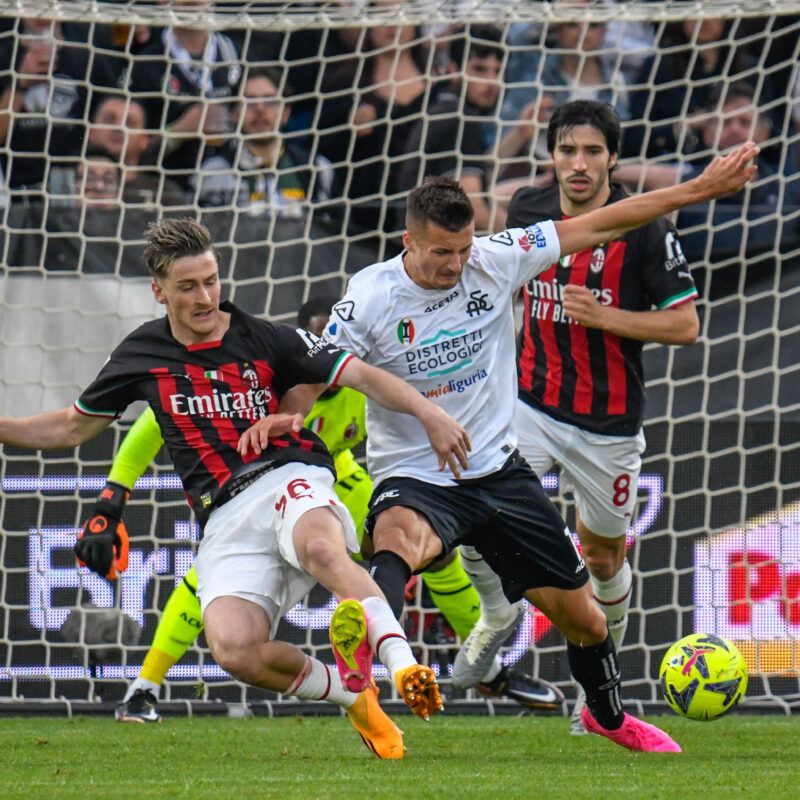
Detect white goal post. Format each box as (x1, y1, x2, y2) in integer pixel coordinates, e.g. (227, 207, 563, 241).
(1, 1, 799, 716)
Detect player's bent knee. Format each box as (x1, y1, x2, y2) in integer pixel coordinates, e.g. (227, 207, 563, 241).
(373, 525, 415, 560)
(211, 647, 249, 682)
(211, 639, 273, 684)
(299, 531, 347, 574)
(566, 605, 610, 646)
(203, 597, 273, 681)
(373, 511, 441, 570)
(584, 553, 621, 582)
(294, 508, 346, 571)
(548, 589, 610, 646)
(579, 533, 627, 580)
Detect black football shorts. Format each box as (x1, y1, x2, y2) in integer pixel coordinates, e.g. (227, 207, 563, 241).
(366, 450, 589, 602)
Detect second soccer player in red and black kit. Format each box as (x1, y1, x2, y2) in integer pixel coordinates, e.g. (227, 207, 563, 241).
(507, 99, 700, 734)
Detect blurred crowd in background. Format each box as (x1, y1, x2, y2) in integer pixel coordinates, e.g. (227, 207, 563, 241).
(1, 1, 798, 274)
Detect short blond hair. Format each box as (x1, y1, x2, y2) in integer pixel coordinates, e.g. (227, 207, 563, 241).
(143, 218, 219, 279)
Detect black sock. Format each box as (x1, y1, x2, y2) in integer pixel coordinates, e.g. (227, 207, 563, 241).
(368, 550, 411, 619)
(567, 632, 624, 730)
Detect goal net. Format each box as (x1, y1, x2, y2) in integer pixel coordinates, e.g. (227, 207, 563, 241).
(1, 0, 799, 716)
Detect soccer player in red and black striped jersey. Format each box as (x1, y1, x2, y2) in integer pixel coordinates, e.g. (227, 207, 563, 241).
(0, 218, 472, 758)
(506, 99, 700, 734)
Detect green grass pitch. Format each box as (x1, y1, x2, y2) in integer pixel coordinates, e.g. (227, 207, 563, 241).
(0, 714, 797, 799)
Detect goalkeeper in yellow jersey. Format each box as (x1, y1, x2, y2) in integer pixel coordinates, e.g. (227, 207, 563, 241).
(105, 297, 562, 722)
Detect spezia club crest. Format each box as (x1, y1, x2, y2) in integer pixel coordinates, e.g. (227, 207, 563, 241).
(397, 318, 415, 344)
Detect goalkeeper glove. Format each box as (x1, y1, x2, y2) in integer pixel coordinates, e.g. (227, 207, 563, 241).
(75, 481, 131, 579)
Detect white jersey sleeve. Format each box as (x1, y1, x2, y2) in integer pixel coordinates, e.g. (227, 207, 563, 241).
(473, 219, 561, 290)
(325, 268, 390, 359)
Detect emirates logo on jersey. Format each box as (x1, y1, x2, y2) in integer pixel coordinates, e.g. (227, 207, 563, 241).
(589, 247, 606, 274)
(397, 318, 415, 345)
(168, 386, 273, 420)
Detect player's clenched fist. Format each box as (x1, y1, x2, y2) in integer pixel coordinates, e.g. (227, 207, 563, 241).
(75, 481, 130, 579)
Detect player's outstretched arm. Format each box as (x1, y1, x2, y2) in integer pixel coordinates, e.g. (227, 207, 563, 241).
(336, 357, 471, 478)
(0, 407, 122, 577)
(0, 406, 109, 450)
(555, 141, 760, 256)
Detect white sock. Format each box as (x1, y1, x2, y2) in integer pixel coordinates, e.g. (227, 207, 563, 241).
(123, 676, 161, 702)
(286, 656, 358, 708)
(591, 559, 632, 651)
(361, 595, 416, 678)
(459, 545, 517, 626)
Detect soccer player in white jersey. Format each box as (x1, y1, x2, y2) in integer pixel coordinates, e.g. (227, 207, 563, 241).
(315, 145, 756, 751)
(242, 147, 755, 749)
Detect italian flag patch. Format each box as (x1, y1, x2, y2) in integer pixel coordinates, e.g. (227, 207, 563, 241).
(204, 370, 220, 380)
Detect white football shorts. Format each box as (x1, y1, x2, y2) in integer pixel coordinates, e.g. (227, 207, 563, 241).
(195, 462, 359, 635)
(515, 400, 646, 537)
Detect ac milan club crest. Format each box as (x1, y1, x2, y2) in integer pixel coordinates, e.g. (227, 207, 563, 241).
(242, 367, 260, 389)
(589, 246, 606, 273)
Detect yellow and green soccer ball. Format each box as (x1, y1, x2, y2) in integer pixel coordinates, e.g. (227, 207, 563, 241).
(659, 633, 748, 721)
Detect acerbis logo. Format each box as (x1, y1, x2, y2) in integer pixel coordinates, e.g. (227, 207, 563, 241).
(425, 290, 459, 312)
(397, 318, 415, 344)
